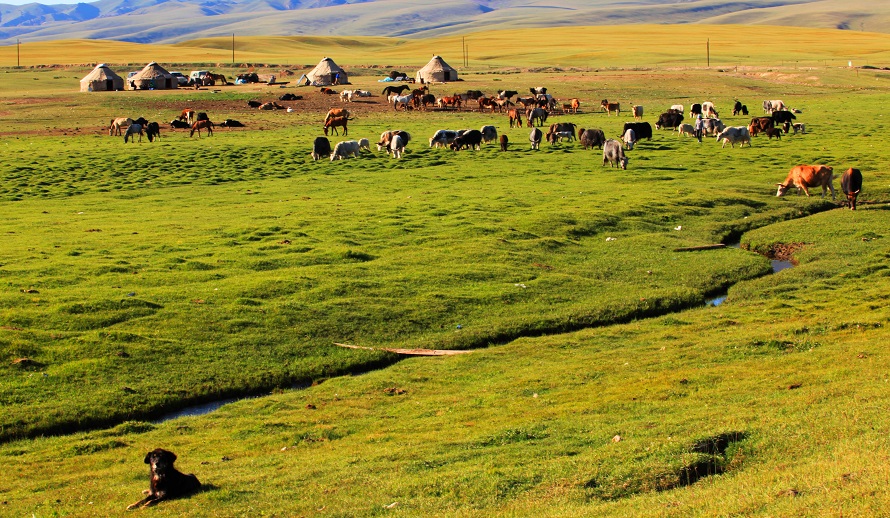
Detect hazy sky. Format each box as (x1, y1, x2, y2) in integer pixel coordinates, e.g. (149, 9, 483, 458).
(2, 0, 88, 5)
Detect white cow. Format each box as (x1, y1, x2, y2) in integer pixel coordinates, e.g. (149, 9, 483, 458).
(715, 126, 751, 148)
(676, 123, 695, 137)
(390, 134, 406, 159)
(330, 140, 361, 160)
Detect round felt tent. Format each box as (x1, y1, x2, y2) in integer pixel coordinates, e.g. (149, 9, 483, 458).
(415, 55, 458, 83)
(80, 64, 124, 92)
(305, 57, 348, 86)
(129, 61, 177, 90)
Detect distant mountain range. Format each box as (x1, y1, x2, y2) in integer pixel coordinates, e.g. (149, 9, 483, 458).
(1, 0, 888, 45)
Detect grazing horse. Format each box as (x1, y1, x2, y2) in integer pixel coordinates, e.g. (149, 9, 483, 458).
(323, 116, 350, 136)
(208, 73, 228, 85)
(508, 109, 524, 128)
(178, 109, 195, 125)
(392, 94, 413, 111)
(109, 117, 133, 136)
(145, 122, 161, 142)
(325, 108, 350, 122)
(526, 107, 548, 127)
(437, 96, 461, 109)
(190, 120, 214, 137)
(124, 123, 144, 143)
(382, 84, 411, 97)
(601, 99, 620, 116)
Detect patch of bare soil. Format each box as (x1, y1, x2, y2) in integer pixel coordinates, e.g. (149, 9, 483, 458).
(765, 242, 807, 263)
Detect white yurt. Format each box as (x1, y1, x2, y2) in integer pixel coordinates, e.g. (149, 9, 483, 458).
(80, 64, 124, 92)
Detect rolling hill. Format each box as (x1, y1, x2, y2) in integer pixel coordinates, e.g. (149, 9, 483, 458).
(1, 0, 889, 46)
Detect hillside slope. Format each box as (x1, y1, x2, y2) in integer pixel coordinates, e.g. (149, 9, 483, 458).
(1, 0, 888, 45)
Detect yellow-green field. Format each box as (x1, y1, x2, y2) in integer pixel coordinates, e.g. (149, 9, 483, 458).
(3, 25, 890, 69)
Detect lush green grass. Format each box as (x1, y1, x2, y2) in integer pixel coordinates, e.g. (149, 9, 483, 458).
(1, 31, 889, 515)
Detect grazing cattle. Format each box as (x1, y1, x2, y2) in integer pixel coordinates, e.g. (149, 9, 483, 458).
(451, 129, 483, 151)
(792, 123, 807, 134)
(145, 122, 161, 142)
(670, 104, 684, 114)
(677, 123, 695, 137)
(622, 122, 653, 141)
(530, 86, 547, 96)
(499, 134, 508, 151)
(715, 126, 750, 148)
(392, 94, 413, 110)
(776, 165, 835, 198)
(382, 84, 411, 97)
(429, 129, 460, 148)
(601, 99, 620, 116)
(219, 119, 244, 128)
(529, 128, 543, 149)
(700, 118, 726, 137)
(631, 105, 643, 120)
(123, 123, 143, 143)
(702, 102, 718, 118)
(480, 125, 498, 144)
(689, 103, 702, 119)
(508, 109, 524, 128)
(841, 168, 863, 209)
(763, 100, 785, 114)
(497, 90, 518, 101)
(437, 96, 462, 109)
(190, 120, 214, 137)
(389, 134, 406, 159)
(656, 111, 684, 130)
(578, 128, 606, 150)
(170, 119, 190, 129)
(323, 116, 349, 136)
(331, 140, 361, 161)
(569, 98, 581, 114)
(748, 116, 774, 136)
(622, 128, 636, 150)
(465, 90, 485, 100)
(419, 93, 436, 109)
(247, 100, 263, 108)
(516, 96, 536, 109)
(377, 130, 411, 151)
(324, 108, 350, 122)
(771, 110, 796, 126)
(546, 122, 576, 143)
(109, 117, 133, 136)
(177, 109, 195, 124)
(527, 107, 548, 127)
(602, 139, 628, 170)
(548, 130, 575, 144)
(732, 100, 748, 116)
(311, 137, 332, 160)
(765, 128, 783, 140)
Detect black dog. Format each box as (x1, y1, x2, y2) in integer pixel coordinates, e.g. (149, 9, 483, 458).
(127, 448, 201, 510)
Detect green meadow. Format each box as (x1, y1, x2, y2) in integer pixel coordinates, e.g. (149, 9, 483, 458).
(1, 25, 890, 516)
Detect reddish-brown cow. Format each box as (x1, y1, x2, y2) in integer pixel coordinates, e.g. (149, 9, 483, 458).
(776, 165, 835, 198)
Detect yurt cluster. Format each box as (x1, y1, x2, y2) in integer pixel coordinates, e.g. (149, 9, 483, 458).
(80, 55, 458, 92)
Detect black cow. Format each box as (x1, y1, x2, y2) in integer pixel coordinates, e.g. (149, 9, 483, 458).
(311, 137, 332, 161)
(772, 110, 796, 125)
(247, 100, 262, 108)
(145, 121, 161, 142)
(655, 111, 684, 130)
(690, 103, 702, 118)
(498, 90, 518, 100)
(622, 122, 653, 141)
(465, 90, 485, 100)
(170, 119, 190, 129)
(841, 168, 863, 210)
(219, 119, 244, 128)
(279, 93, 302, 101)
(450, 129, 483, 151)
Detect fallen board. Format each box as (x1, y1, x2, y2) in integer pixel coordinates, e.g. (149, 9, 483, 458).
(334, 342, 472, 356)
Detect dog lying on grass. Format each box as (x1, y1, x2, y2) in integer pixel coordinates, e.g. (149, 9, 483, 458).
(127, 448, 201, 510)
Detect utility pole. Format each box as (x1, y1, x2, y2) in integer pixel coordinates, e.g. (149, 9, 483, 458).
(17, 39, 21, 67)
(232, 33, 235, 65)
(707, 39, 710, 68)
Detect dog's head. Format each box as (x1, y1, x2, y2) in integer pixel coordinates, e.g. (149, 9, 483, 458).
(144, 448, 177, 473)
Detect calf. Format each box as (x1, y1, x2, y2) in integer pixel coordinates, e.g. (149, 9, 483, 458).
(677, 123, 695, 137)
(331, 140, 361, 161)
(480, 125, 498, 144)
(841, 168, 863, 209)
(765, 128, 782, 140)
(451, 129, 483, 151)
(601, 99, 620, 116)
(602, 139, 628, 170)
(776, 165, 835, 198)
(622, 128, 636, 150)
(631, 105, 643, 120)
(499, 134, 508, 152)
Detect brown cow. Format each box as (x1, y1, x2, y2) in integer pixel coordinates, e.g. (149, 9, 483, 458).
(776, 165, 835, 198)
(841, 168, 863, 210)
(601, 99, 620, 116)
(323, 116, 349, 136)
(499, 134, 508, 152)
(570, 98, 581, 114)
(631, 105, 643, 120)
(507, 109, 523, 128)
(748, 117, 774, 136)
(177, 109, 195, 124)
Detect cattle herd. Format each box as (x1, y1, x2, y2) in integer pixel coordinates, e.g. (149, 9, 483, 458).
(106, 86, 863, 209)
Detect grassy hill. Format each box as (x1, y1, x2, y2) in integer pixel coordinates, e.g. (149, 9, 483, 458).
(2, 23, 890, 516)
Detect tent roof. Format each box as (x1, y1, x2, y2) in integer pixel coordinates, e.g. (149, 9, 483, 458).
(131, 61, 173, 81)
(418, 55, 456, 74)
(80, 63, 123, 83)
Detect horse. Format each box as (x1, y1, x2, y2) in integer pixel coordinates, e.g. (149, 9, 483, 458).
(392, 94, 413, 111)
(123, 123, 144, 143)
(178, 109, 195, 125)
(382, 84, 410, 97)
(145, 122, 161, 142)
(437, 96, 461, 110)
(208, 73, 228, 85)
(190, 120, 214, 137)
(109, 117, 133, 136)
(601, 99, 621, 116)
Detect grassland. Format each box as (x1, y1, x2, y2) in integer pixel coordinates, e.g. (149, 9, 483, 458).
(1, 25, 890, 516)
